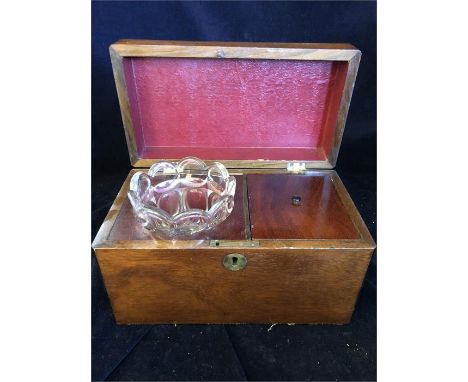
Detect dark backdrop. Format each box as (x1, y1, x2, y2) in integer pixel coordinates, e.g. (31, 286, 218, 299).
(92, 1, 376, 381)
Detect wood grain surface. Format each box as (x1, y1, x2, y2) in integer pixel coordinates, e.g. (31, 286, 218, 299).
(248, 173, 360, 239)
(111, 40, 359, 61)
(93, 169, 374, 324)
(97, 40, 371, 324)
(95, 247, 373, 324)
(93, 169, 375, 250)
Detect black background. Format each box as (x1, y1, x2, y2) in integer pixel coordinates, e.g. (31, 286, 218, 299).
(92, 1, 376, 381)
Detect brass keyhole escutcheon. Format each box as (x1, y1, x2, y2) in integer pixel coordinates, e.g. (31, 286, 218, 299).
(223, 253, 247, 271)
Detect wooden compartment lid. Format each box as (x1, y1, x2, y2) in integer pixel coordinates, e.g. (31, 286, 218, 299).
(110, 40, 361, 169)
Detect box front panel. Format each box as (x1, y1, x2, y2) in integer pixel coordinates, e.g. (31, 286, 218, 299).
(96, 248, 372, 324)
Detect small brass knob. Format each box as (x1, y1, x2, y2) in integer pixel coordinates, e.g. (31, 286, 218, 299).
(223, 253, 247, 271)
(291, 195, 302, 206)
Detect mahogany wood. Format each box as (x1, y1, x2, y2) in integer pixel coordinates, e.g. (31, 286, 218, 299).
(93, 40, 373, 324)
(248, 174, 360, 240)
(96, 247, 373, 324)
(111, 40, 359, 60)
(109, 40, 361, 168)
(93, 169, 375, 324)
(93, 169, 374, 250)
(114, 39, 357, 49)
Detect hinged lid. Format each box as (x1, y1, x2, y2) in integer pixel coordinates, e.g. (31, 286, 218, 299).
(109, 40, 361, 169)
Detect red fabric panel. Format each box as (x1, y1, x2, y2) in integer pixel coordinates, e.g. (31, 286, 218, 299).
(123, 57, 348, 161)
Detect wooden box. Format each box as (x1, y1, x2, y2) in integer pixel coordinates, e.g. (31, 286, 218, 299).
(92, 40, 375, 324)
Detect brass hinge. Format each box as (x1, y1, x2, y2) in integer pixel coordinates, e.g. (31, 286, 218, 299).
(209, 240, 259, 248)
(287, 162, 306, 173)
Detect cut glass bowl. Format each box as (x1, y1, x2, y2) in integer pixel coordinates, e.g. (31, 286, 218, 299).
(127, 157, 236, 238)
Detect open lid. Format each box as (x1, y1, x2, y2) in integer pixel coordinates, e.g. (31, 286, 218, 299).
(110, 40, 361, 169)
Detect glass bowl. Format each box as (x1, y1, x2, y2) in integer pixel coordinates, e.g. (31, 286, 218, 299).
(127, 157, 236, 238)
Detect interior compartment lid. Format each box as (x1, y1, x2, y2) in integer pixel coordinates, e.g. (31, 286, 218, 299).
(109, 40, 361, 169)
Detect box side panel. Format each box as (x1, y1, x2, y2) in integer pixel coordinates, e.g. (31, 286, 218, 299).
(95, 248, 373, 324)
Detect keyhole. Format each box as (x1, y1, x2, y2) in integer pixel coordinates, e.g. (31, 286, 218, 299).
(223, 253, 246, 271)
